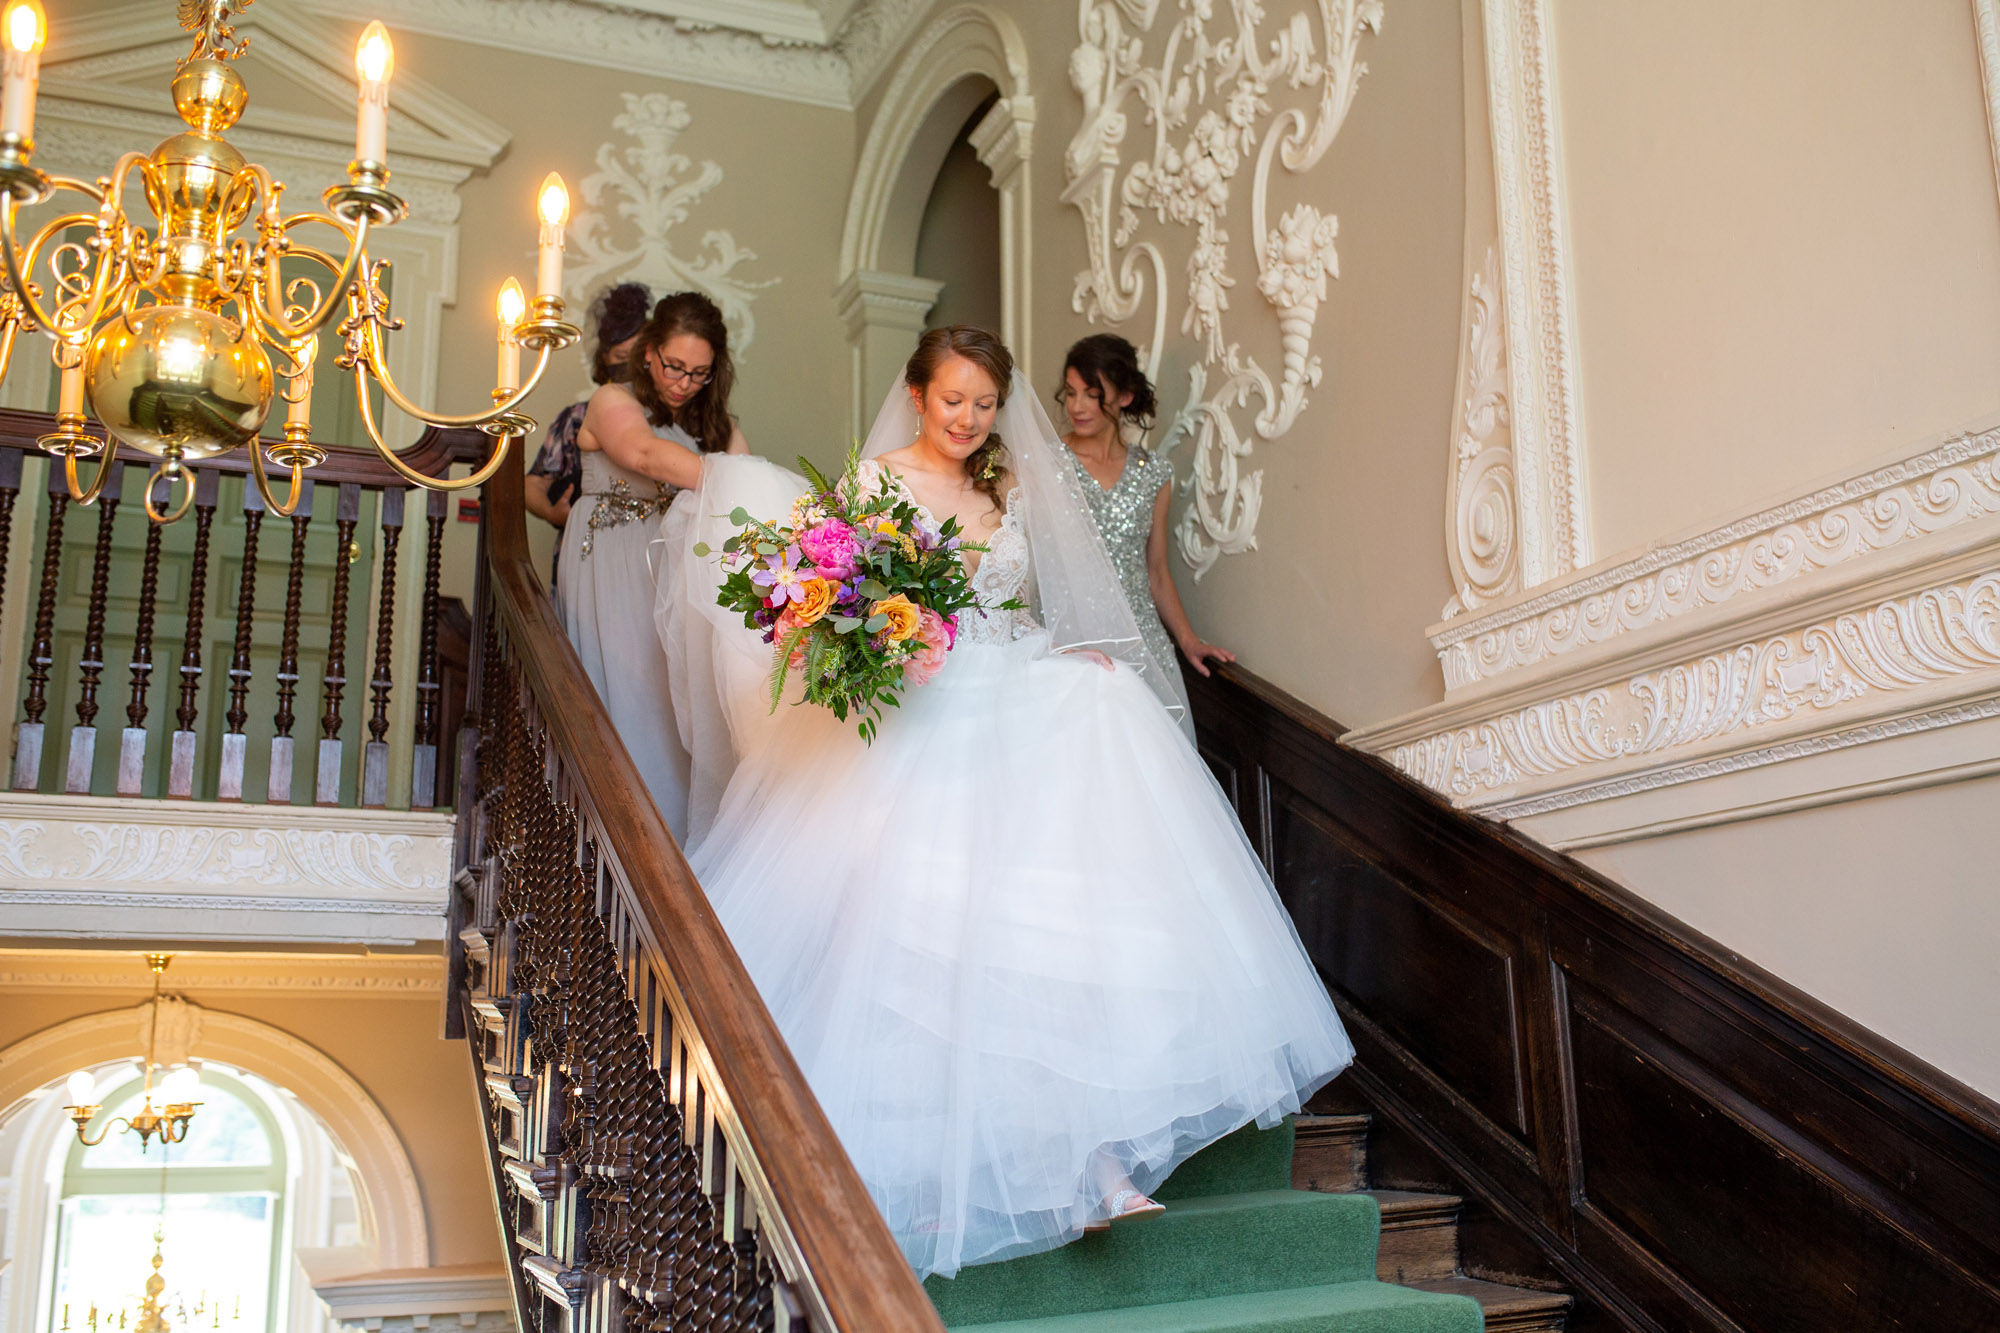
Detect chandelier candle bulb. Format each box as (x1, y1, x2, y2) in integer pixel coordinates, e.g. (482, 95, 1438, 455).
(65, 1068, 95, 1107)
(353, 20, 393, 163)
(536, 172, 569, 300)
(55, 350, 81, 417)
(0, 0, 44, 145)
(496, 278, 525, 391)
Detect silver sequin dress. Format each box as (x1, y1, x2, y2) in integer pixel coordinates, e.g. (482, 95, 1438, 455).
(1074, 445, 1178, 672)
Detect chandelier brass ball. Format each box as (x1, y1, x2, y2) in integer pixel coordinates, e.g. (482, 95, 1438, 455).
(85, 305, 274, 461)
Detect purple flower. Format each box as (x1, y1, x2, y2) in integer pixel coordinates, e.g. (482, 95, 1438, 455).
(750, 544, 812, 606)
(800, 519, 863, 581)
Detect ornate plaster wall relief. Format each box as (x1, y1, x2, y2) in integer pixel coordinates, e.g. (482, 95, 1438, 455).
(1064, 0, 1383, 579)
(1431, 426, 2000, 689)
(1376, 566, 2000, 809)
(1441, 247, 1518, 617)
(1482, 0, 1588, 586)
(568, 92, 776, 354)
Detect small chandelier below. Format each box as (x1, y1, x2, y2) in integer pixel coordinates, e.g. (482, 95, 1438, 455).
(63, 954, 202, 1151)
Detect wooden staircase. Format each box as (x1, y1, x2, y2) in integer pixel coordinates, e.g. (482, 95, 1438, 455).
(1292, 1115, 1569, 1332)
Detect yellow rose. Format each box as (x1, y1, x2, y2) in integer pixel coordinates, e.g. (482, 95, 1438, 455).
(871, 593, 921, 642)
(792, 577, 836, 626)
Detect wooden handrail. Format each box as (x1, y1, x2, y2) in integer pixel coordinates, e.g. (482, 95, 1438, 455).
(477, 446, 942, 1331)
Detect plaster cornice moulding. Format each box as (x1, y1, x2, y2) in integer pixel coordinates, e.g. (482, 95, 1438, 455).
(288, 0, 930, 111)
(0, 951, 445, 996)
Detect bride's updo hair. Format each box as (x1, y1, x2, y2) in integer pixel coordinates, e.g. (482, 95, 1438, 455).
(905, 325, 1013, 509)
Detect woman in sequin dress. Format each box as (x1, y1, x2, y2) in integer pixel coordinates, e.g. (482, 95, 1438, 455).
(558, 291, 748, 838)
(1059, 334, 1234, 689)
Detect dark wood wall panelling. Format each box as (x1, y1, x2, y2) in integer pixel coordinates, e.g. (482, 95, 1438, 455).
(1187, 665, 2000, 1333)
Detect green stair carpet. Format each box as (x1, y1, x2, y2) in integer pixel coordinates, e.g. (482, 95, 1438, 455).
(925, 1120, 1482, 1333)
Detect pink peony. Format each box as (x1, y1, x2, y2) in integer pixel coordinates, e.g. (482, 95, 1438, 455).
(800, 519, 863, 582)
(903, 638, 948, 687)
(915, 607, 952, 650)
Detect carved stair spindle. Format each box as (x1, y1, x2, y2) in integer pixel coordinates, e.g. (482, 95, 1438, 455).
(167, 470, 221, 798)
(267, 484, 314, 802)
(117, 470, 169, 795)
(412, 488, 447, 808)
(316, 483, 361, 805)
(0, 447, 21, 643)
(217, 477, 266, 801)
(362, 487, 406, 808)
(15, 464, 71, 790)
(64, 461, 125, 793)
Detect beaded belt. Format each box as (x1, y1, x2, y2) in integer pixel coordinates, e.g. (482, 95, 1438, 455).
(579, 479, 678, 558)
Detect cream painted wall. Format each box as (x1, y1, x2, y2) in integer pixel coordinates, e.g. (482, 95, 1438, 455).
(0, 986, 499, 1269)
(1576, 773, 2000, 1099)
(1555, 0, 2000, 558)
(915, 128, 1005, 332)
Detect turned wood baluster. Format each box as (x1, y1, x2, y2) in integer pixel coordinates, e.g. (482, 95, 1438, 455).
(362, 487, 406, 808)
(316, 483, 361, 805)
(117, 468, 168, 795)
(267, 484, 314, 803)
(167, 470, 221, 798)
(0, 449, 21, 643)
(217, 478, 266, 801)
(64, 462, 124, 793)
(411, 488, 447, 808)
(14, 465, 70, 791)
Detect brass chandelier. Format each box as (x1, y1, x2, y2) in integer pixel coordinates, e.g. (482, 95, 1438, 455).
(63, 954, 203, 1150)
(0, 0, 579, 522)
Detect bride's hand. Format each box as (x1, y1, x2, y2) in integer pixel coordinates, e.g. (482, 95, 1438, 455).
(1066, 648, 1116, 672)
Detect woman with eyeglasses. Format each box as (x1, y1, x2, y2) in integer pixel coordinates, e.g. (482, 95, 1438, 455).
(558, 290, 749, 838)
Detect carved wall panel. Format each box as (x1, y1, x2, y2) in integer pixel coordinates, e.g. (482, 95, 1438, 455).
(1064, 0, 1383, 578)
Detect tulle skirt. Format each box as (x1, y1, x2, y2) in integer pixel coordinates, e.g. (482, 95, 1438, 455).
(688, 629, 1353, 1278)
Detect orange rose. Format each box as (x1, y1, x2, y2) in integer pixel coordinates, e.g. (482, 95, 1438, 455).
(791, 576, 836, 626)
(871, 593, 921, 642)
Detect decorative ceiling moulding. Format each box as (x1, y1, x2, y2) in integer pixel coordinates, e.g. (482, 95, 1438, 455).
(567, 92, 776, 354)
(0, 951, 445, 996)
(1345, 522, 2000, 818)
(287, 0, 930, 111)
(1481, 0, 1589, 588)
(0, 795, 452, 946)
(1064, 0, 1383, 580)
(1431, 423, 2000, 692)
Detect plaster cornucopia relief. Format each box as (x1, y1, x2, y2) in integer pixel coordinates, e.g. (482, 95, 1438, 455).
(1065, 0, 1383, 578)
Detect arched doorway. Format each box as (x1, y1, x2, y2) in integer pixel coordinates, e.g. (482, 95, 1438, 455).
(914, 93, 1005, 334)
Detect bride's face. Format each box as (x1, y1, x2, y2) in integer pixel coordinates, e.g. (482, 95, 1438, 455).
(912, 355, 1002, 461)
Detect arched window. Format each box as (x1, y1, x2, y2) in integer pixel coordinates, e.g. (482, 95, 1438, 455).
(49, 1069, 287, 1331)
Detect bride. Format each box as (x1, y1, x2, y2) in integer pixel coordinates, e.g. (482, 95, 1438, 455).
(655, 326, 1352, 1281)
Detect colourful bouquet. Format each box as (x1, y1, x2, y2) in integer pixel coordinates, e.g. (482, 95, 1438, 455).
(697, 449, 1007, 742)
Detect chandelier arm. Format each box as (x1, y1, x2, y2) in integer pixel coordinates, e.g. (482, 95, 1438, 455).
(33, 156, 147, 340)
(1, 198, 112, 337)
(362, 335, 554, 428)
(65, 446, 119, 506)
(247, 211, 371, 344)
(241, 235, 351, 349)
(247, 441, 306, 516)
(353, 368, 518, 491)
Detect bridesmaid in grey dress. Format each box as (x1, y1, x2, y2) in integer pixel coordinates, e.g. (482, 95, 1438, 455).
(1058, 333, 1235, 680)
(559, 292, 748, 839)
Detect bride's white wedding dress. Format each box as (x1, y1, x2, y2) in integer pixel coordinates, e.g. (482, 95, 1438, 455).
(656, 380, 1352, 1280)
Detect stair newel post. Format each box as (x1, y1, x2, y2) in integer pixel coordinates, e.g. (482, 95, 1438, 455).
(64, 461, 125, 793)
(411, 487, 447, 809)
(11, 463, 68, 791)
(361, 486, 406, 808)
(166, 470, 220, 798)
(117, 470, 169, 795)
(267, 483, 315, 803)
(315, 483, 361, 805)
(217, 476, 266, 801)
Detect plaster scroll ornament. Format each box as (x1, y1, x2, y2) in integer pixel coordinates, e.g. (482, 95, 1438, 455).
(1064, 0, 1384, 579)
(137, 995, 204, 1067)
(566, 93, 777, 354)
(1442, 247, 1518, 619)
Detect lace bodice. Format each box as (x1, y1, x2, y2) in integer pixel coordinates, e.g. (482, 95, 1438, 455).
(854, 460, 1035, 646)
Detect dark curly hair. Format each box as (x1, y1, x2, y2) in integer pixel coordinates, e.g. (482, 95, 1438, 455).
(586, 281, 652, 385)
(628, 291, 735, 454)
(1058, 332, 1157, 430)
(904, 325, 1014, 510)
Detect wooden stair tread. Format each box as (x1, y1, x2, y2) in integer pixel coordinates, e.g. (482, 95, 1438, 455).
(1368, 1190, 1463, 1222)
(1406, 1277, 1571, 1331)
